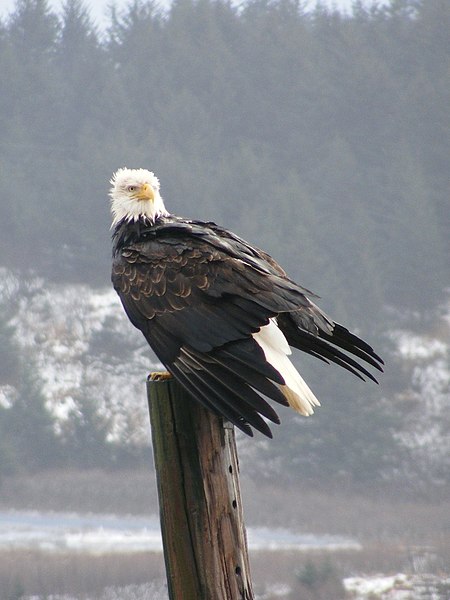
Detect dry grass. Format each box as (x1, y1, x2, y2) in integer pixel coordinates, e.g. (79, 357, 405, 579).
(251, 542, 450, 600)
(241, 478, 450, 545)
(2, 468, 449, 546)
(0, 550, 166, 598)
(0, 468, 449, 598)
(1, 543, 448, 599)
(0, 468, 160, 515)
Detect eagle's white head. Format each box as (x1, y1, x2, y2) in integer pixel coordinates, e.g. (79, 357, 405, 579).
(109, 167, 169, 227)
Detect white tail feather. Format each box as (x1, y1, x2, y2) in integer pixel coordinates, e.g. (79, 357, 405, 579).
(252, 319, 320, 416)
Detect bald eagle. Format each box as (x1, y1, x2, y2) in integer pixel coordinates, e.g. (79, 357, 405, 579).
(110, 168, 383, 437)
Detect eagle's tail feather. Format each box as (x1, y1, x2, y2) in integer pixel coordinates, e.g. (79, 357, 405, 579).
(252, 319, 320, 417)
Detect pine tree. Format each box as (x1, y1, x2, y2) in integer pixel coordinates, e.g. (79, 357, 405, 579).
(0, 354, 61, 472)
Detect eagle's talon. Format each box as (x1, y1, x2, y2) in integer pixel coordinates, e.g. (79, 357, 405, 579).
(149, 371, 173, 381)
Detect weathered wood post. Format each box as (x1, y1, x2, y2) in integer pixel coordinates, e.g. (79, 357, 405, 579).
(147, 374, 255, 600)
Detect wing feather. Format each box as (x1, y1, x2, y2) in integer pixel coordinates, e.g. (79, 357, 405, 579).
(168, 364, 254, 436)
(170, 361, 270, 436)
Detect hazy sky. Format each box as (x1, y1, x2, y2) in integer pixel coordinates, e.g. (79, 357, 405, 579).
(0, 0, 384, 29)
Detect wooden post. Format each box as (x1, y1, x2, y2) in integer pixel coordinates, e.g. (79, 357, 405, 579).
(147, 375, 254, 600)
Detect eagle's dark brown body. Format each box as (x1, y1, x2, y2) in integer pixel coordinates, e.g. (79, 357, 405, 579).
(112, 214, 383, 437)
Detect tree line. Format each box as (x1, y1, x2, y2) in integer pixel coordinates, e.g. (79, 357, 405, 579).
(0, 0, 448, 322)
(0, 0, 449, 486)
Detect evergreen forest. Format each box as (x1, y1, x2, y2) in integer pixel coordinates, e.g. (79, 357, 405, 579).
(0, 0, 449, 486)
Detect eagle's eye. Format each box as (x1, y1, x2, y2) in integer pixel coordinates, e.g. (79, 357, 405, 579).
(127, 185, 137, 192)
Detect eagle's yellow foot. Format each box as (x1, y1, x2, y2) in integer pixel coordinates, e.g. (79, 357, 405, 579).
(149, 371, 173, 381)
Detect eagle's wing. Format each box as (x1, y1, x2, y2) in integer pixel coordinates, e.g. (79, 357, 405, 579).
(112, 222, 382, 436)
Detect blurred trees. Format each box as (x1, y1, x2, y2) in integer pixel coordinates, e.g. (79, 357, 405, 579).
(0, 0, 450, 324)
(0, 294, 61, 475)
(0, 356, 61, 474)
(0, 0, 449, 483)
(0, 0, 447, 321)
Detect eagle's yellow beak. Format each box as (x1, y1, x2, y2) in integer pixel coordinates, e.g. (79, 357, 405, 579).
(135, 183, 155, 201)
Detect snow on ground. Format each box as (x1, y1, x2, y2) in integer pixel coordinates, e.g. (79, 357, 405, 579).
(345, 574, 410, 598)
(0, 270, 161, 444)
(2, 269, 450, 471)
(389, 298, 450, 483)
(0, 509, 361, 554)
(344, 573, 450, 599)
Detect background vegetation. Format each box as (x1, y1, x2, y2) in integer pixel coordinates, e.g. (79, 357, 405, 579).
(0, 0, 449, 489)
(0, 469, 449, 598)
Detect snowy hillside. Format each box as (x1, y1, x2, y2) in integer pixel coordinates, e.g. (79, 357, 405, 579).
(389, 301, 450, 484)
(0, 270, 160, 445)
(1, 269, 449, 480)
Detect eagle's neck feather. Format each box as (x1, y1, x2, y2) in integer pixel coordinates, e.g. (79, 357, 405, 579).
(111, 193, 169, 228)
(112, 214, 180, 252)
